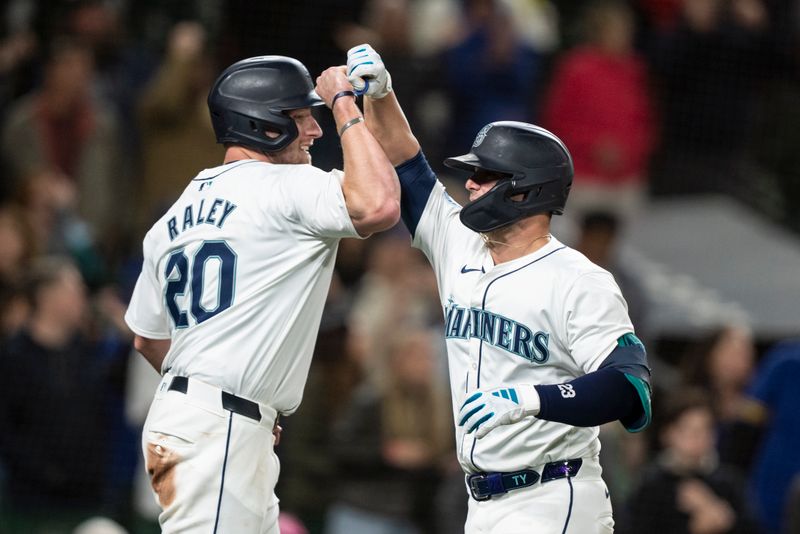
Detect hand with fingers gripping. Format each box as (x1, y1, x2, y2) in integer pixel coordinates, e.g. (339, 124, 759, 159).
(346, 43, 393, 99)
(458, 385, 541, 439)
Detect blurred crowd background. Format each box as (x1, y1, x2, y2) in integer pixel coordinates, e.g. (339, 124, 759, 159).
(1, 0, 800, 533)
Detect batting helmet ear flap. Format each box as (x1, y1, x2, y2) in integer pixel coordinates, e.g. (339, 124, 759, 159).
(459, 180, 522, 232)
(213, 108, 300, 153)
(458, 167, 569, 232)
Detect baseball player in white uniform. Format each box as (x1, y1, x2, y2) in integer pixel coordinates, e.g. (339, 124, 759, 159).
(124, 56, 399, 533)
(345, 45, 652, 533)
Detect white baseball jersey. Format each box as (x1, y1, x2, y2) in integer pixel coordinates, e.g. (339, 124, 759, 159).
(125, 159, 361, 414)
(414, 180, 633, 475)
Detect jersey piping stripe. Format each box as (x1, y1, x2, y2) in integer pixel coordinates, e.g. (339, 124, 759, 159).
(469, 246, 566, 471)
(561, 476, 575, 534)
(213, 412, 234, 534)
(476, 246, 566, 387)
(460, 372, 470, 464)
(193, 160, 259, 181)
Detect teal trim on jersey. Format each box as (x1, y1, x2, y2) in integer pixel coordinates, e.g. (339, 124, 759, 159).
(617, 333, 644, 347)
(623, 374, 652, 433)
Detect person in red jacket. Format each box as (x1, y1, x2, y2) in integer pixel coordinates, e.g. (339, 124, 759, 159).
(541, 0, 656, 233)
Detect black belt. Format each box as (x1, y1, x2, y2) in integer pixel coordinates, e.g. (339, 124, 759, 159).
(168, 375, 262, 422)
(467, 459, 583, 501)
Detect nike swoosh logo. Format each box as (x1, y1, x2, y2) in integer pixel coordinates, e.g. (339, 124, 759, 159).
(460, 265, 485, 274)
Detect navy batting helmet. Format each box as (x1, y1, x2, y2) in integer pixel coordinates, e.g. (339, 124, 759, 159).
(444, 121, 573, 233)
(208, 56, 325, 153)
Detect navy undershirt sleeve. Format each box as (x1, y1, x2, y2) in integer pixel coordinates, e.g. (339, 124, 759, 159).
(534, 367, 646, 429)
(395, 151, 437, 237)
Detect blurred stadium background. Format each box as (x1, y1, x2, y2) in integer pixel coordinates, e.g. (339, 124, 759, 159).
(1, 0, 799, 533)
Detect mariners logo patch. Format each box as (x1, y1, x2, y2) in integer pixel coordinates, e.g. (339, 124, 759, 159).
(473, 125, 492, 147)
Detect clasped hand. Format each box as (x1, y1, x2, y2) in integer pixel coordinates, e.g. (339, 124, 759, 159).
(458, 385, 541, 439)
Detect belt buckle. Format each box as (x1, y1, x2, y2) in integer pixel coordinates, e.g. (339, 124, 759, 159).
(468, 474, 492, 501)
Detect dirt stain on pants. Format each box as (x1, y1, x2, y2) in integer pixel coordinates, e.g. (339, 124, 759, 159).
(146, 439, 181, 507)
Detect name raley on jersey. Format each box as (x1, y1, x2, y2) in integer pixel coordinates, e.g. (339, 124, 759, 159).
(166, 196, 238, 241)
(444, 298, 550, 363)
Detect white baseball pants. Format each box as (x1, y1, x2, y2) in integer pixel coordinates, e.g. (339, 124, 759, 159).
(142, 373, 280, 533)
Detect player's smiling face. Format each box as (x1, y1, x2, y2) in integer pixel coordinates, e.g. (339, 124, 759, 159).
(465, 169, 505, 201)
(271, 108, 322, 164)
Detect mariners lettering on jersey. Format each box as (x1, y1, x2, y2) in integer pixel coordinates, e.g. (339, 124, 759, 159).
(444, 299, 550, 363)
(167, 198, 238, 241)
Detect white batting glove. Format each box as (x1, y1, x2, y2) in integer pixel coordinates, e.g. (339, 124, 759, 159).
(346, 44, 393, 99)
(458, 385, 541, 439)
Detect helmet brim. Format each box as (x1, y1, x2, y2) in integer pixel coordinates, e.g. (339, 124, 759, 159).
(277, 90, 325, 111)
(444, 153, 511, 177)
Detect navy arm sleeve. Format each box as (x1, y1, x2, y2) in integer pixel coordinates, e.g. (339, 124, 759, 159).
(534, 336, 652, 432)
(395, 151, 437, 237)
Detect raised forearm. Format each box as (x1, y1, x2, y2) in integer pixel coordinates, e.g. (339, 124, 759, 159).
(363, 92, 420, 166)
(334, 94, 401, 235)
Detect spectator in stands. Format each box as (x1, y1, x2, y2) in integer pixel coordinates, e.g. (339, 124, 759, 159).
(325, 328, 452, 534)
(0, 201, 35, 337)
(135, 21, 222, 236)
(575, 211, 650, 335)
(0, 256, 113, 532)
(0, 28, 38, 161)
(348, 231, 441, 386)
(541, 0, 656, 227)
(681, 325, 756, 467)
(740, 339, 800, 534)
(689, 326, 755, 423)
(12, 167, 108, 289)
(503, 0, 560, 53)
(346, 0, 444, 162)
(0, 37, 125, 259)
(64, 0, 156, 150)
(625, 388, 758, 534)
(440, 0, 542, 158)
(0, 202, 34, 276)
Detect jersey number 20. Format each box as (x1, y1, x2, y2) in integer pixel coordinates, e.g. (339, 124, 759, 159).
(165, 240, 237, 328)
